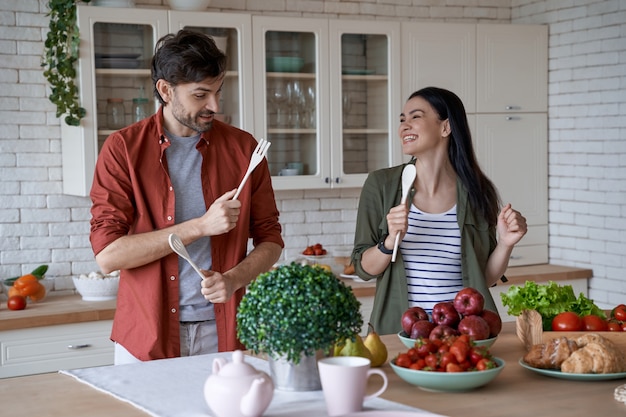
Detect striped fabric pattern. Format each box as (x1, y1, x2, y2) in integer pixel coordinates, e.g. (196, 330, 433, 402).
(401, 204, 463, 314)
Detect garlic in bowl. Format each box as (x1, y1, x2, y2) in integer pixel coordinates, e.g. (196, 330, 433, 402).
(73, 270, 120, 301)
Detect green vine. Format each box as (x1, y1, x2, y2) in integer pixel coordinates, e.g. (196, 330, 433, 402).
(42, 0, 91, 126)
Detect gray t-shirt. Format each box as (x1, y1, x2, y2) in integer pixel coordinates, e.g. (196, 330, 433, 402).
(165, 130, 215, 322)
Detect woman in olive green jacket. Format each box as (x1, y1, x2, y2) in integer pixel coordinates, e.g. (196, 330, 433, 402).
(352, 87, 527, 335)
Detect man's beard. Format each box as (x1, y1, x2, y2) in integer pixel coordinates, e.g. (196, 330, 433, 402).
(171, 100, 214, 134)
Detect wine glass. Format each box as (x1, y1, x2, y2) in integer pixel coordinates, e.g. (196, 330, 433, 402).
(267, 80, 288, 127)
(342, 92, 352, 128)
(303, 85, 316, 128)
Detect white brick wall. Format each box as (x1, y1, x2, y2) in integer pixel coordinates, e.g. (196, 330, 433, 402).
(0, 0, 624, 305)
(513, 0, 626, 308)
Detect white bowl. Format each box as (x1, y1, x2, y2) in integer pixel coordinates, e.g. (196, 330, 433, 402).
(73, 272, 119, 301)
(167, 0, 211, 11)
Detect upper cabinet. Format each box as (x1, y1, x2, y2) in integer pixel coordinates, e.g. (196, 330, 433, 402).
(62, 6, 547, 224)
(252, 16, 401, 190)
(401, 22, 476, 113)
(62, 5, 252, 196)
(476, 24, 548, 113)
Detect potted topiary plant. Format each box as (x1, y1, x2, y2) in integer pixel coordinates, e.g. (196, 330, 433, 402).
(236, 262, 362, 391)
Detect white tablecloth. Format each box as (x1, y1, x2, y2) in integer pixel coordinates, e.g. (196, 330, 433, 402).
(60, 352, 445, 417)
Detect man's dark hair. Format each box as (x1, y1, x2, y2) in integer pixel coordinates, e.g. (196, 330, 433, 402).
(151, 29, 227, 105)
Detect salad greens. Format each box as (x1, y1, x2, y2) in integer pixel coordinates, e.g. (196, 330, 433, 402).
(500, 280, 606, 330)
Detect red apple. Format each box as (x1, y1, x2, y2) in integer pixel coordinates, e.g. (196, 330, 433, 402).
(410, 319, 436, 339)
(431, 301, 461, 328)
(429, 324, 459, 341)
(457, 315, 490, 341)
(453, 287, 485, 316)
(480, 309, 503, 337)
(401, 306, 429, 335)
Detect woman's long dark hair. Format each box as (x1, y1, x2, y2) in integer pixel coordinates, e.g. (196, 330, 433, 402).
(409, 87, 500, 226)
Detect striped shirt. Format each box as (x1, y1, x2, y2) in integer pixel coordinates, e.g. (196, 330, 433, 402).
(401, 204, 463, 314)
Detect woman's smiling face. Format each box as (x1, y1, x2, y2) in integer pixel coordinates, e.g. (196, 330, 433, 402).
(398, 95, 449, 157)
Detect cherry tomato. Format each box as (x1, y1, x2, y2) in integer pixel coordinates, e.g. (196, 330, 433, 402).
(424, 353, 438, 369)
(439, 352, 458, 369)
(551, 311, 583, 331)
(395, 353, 412, 368)
(475, 358, 496, 371)
(607, 321, 622, 332)
(611, 304, 626, 322)
(406, 348, 419, 362)
(581, 314, 608, 331)
(446, 363, 463, 372)
(7, 295, 26, 310)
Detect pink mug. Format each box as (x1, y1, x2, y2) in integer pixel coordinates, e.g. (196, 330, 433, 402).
(317, 356, 388, 416)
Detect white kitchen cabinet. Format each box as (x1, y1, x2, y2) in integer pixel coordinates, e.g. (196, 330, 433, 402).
(252, 16, 402, 189)
(474, 113, 548, 266)
(0, 320, 113, 378)
(401, 22, 548, 266)
(401, 22, 476, 113)
(476, 24, 548, 113)
(62, 5, 252, 196)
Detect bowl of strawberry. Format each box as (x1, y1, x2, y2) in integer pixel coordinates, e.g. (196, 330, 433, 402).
(390, 333, 505, 392)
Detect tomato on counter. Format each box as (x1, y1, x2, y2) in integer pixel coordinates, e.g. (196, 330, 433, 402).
(581, 314, 608, 331)
(611, 304, 626, 322)
(551, 311, 583, 331)
(7, 295, 26, 311)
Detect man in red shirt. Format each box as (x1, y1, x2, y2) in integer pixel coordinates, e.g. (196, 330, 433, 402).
(89, 30, 283, 362)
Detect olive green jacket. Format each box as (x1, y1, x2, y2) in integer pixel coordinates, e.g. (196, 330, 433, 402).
(352, 162, 499, 335)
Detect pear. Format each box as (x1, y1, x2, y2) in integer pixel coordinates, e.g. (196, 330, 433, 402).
(335, 334, 372, 360)
(363, 322, 388, 367)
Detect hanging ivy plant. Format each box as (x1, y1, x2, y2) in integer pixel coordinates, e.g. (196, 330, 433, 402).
(42, 0, 91, 126)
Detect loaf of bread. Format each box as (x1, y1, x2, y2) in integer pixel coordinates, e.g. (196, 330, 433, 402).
(560, 334, 626, 374)
(523, 336, 578, 370)
(524, 333, 626, 374)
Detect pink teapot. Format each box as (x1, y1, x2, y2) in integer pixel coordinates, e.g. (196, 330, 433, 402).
(204, 350, 274, 417)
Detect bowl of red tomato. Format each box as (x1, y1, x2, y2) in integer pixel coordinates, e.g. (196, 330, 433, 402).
(390, 334, 505, 392)
(391, 357, 504, 392)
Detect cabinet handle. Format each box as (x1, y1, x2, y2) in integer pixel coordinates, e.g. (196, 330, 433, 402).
(505, 105, 520, 110)
(509, 255, 522, 260)
(67, 344, 92, 349)
(505, 116, 521, 121)
(325, 177, 330, 184)
(335, 177, 340, 184)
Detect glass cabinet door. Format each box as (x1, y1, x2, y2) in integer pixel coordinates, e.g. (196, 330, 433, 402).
(92, 20, 159, 152)
(253, 17, 330, 189)
(62, 6, 169, 196)
(329, 20, 402, 188)
(168, 12, 253, 131)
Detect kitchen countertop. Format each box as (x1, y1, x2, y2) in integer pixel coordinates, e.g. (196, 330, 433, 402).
(1, 321, 623, 417)
(0, 264, 592, 331)
(0, 295, 116, 331)
(342, 263, 593, 298)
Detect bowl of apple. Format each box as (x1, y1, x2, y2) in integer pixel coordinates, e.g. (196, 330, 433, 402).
(398, 288, 503, 350)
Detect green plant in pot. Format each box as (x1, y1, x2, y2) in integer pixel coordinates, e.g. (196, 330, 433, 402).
(237, 262, 363, 391)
